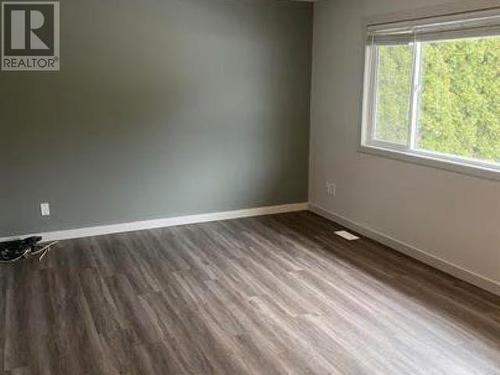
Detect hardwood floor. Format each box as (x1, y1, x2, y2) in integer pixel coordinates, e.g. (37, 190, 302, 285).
(1, 211, 499, 374)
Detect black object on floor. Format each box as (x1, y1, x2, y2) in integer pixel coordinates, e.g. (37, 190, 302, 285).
(0, 236, 43, 263)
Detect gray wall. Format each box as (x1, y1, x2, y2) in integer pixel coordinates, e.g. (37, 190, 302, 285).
(310, 0, 500, 286)
(0, 0, 313, 236)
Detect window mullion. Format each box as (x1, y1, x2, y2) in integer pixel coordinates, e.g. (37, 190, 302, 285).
(369, 46, 380, 142)
(409, 41, 422, 150)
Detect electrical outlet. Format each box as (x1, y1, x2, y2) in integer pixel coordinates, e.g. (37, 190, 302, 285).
(40, 202, 50, 216)
(326, 182, 336, 196)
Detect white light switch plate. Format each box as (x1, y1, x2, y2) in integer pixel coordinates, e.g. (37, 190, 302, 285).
(40, 203, 50, 216)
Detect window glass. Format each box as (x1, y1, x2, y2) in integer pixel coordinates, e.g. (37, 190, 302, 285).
(374, 45, 413, 145)
(418, 36, 500, 164)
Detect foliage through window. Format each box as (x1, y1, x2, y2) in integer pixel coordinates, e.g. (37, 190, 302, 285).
(362, 11, 500, 174)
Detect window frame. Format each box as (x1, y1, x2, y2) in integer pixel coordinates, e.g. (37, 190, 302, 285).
(360, 9, 500, 182)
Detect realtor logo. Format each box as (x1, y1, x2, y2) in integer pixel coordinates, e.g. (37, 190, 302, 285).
(1, 1, 59, 71)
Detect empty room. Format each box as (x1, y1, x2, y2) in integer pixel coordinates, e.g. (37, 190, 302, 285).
(0, 0, 499, 374)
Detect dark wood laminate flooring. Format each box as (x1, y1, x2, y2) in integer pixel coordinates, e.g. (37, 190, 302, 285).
(1, 211, 499, 375)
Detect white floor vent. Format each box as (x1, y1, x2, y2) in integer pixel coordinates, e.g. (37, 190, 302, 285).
(335, 230, 360, 241)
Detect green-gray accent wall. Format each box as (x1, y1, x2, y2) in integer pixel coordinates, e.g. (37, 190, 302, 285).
(0, 0, 313, 236)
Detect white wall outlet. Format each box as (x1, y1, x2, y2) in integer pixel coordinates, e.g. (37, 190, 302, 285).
(326, 182, 336, 196)
(40, 202, 51, 216)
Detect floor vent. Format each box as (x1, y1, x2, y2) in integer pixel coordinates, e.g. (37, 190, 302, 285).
(335, 230, 360, 241)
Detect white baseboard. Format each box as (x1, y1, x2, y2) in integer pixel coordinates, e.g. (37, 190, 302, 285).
(309, 204, 500, 297)
(0, 203, 308, 243)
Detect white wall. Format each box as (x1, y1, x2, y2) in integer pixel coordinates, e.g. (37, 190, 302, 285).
(310, 0, 500, 293)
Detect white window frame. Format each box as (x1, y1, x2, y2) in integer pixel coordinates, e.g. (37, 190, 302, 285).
(360, 9, 500, 181)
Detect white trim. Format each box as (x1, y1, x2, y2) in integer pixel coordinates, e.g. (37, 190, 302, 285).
(309, 203, 500, 297)
(0, 203, 308, 243)
(359, 144, 500, 181)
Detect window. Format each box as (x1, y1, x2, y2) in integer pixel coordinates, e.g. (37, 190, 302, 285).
(361, 10, 500, 179)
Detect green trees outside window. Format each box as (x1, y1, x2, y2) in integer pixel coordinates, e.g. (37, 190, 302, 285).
(374, 36, 499, 164)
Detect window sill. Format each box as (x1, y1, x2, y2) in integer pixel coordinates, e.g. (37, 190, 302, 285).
(359, 144, 500, 182)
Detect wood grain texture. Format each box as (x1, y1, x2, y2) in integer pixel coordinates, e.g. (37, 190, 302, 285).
(1, 211, 499, 374)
